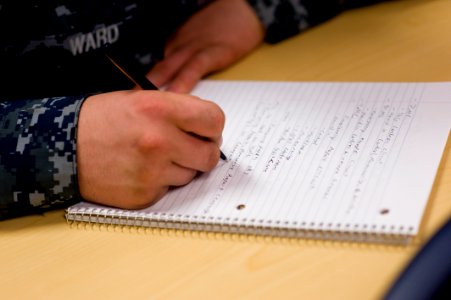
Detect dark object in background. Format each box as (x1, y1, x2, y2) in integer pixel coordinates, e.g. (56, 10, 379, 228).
(384, 218, 451, 300)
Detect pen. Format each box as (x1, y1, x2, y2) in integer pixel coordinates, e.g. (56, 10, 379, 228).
(105, 51, 227, 161)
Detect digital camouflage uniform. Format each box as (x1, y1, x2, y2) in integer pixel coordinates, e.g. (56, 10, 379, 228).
(0, 0, 382, 220)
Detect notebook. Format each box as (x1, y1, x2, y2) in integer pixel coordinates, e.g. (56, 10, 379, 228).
(66, 80, 451, 244)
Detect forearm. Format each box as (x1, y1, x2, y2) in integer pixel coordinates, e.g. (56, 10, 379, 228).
(247, 0, 386, 43)
(0, 96, 87, 220)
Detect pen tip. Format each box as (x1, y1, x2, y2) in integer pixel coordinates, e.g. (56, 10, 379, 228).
(220, 151, 227, 161)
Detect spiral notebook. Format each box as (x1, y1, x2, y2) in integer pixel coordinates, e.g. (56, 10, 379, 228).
(66, 80, 451, 244)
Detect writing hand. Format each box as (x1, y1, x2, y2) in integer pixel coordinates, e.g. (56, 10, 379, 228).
(76, 90, 225, 209)
(147, 0, 264, 93)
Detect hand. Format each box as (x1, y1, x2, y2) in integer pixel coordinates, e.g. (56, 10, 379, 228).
(147, 0, 264, 93)
(76, 90, 225, 209)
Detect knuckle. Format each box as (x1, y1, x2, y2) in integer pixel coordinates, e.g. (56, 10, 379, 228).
(193, 51, 210, 70)
(133, 91, 171, 118)
(137, 133, 169, 153)
(206, 101, 226, 132)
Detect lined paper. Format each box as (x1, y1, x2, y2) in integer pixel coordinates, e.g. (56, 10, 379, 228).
(68, 81, 451, 237)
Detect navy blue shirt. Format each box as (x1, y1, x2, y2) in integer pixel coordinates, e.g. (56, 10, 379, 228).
(0, 0, 383, 220)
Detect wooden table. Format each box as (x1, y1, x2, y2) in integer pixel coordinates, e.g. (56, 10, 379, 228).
(1, 0, 450, 299)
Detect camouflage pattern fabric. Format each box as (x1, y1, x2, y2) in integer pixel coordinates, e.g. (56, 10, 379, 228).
(0, 96, 85, 219)
(0, 1, 208, 220)
(249, 0, 385, 43)
(0, 0, 384, 220)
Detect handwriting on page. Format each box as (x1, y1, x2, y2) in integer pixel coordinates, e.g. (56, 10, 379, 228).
(68, 81, 451, 241)
(206, 83, 422, 219)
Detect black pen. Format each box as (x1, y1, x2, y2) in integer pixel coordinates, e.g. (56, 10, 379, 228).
(105, 52, 227, 161)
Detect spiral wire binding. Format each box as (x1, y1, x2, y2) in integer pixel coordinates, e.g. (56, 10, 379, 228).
(65, 207, 414, 245)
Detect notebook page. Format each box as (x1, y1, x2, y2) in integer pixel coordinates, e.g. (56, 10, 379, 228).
(69, 81, 451, 236)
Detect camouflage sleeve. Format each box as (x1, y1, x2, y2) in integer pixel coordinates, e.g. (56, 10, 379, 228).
(0, 96, 87, 220)
(247, 0, 384, 44)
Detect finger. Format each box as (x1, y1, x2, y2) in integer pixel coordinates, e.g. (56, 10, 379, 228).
(166, 92, 225, 142)
(162, 163, 198, 187)
(166, 46, 235, 93)
(134, 91, 224, 145)
(168, 126, 222, 172)
(174, 139, 221, 172)
(147, 46, 195, 88)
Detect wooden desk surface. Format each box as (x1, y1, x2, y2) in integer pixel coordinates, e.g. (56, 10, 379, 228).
(1, 1, 450, 299)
